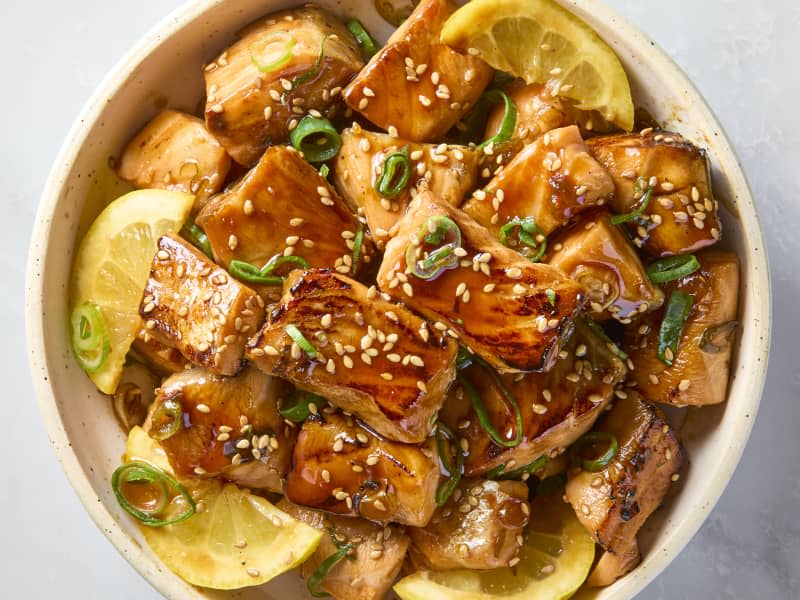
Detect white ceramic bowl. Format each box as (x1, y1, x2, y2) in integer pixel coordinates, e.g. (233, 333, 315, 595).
(25, 1, 771, 598)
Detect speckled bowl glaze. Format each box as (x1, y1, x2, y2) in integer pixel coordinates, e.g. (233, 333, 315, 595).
(25, 1, 771, 598)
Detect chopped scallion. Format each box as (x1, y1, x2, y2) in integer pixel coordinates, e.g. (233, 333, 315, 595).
(570, 432, 619, 472)
(647, 254, 701, 283)
(458, 366, 523, 449)
(70, 302, 110, 373)
(180, 222, 214, 259)
(287, 324, 319, 359)
(150, 398, 183, 441)
(250, 32, 297, 73)
(307, 543, 354, 597)
(499, 216, 546, 262)
(111, 461, 196, 527)
(280, 390, 326, 423)
(291, 35, 329, 89)
(610, 184, 653, 225)
(351, 224, 364, 275)
(289, 116, 342, 163)
(658, 290, 694, 365)
(375, 147, 411, 198)
(346, 19, 378, 60)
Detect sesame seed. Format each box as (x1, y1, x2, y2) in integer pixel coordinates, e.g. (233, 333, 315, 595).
(246, 568, 260, 578)
(506, 267, 523, 279)
(671, 473, 681, 482)
(366, 455, 379, 466)
(358, 98, 369, 110)
(363, 86, 375, 97)
(678, 379, 691, 391)
(380, 372, 393, 381)
(418, 94, 432, 107)
(333, 438, 345, 452)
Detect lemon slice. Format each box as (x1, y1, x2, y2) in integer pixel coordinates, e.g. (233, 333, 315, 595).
(124, 427, 323, 590)
(394, 493, 594, 600)
(441, 0, 634, 131)
(71, 189, 194, 393)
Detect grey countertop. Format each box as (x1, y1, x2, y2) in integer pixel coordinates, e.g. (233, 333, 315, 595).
(3, 1, 798, 597)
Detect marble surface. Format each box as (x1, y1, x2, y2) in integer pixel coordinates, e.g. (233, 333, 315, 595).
(3, 0, 798, 597)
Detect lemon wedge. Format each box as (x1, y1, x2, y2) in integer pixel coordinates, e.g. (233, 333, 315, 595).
(441, 0, 634, 131)
(123, 427, 323, 590)
(71, 189, 194, 393)
(394, 492, 595, 600)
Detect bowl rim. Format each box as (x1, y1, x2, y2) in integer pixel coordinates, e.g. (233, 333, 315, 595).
(25, 0, 772, 598)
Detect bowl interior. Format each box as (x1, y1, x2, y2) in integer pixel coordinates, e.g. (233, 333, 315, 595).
(26, 1, 771, 599)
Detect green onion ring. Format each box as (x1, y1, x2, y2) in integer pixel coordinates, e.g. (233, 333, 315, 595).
(545, 288, 557, 306)
(657, 290, 695, 365)
(229, 260, 283, 286)
(459, 90, 517, 149)
(111, 461, 196, 527)
(405, 216, 462, 280)
(287, 324, 319, 359)
(250, 32, 296, 73)
(180, 222, 214, 259)
(570, 432, 619, 472)
(150, 398, 183, 441)
(458, 368, 523, 449)
(375, 147, 411, 198)
(289, 116, 342, 163)
(70, 303, 110, 373)
(346, 19, 378, 60)
(435, 423, 464, 506)
(307, 544, 353, 597)
(351, 224, 365, 275)
(291, 35, 329, 89)
(499, 216, 547, 262)
(647, 254, 701, 283)
(611, 184, 653, 225)
(280, 390, 326, 423)
(319, 164, 330, 179)
(583, 317, 628, 361)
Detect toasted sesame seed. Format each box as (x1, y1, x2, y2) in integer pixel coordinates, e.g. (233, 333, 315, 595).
(333, 438, 345, 452)
(506, 267, 523, 279)
(678, 379, 691, 391)
(358, 98, 369, 110)
(380, 372, 393, 381)
(418, 94, 432, 107)
(246, 568, 260, 578)
(366, 455, 379, 466)
(363, 86, 375, 97)
(671, 473, 681, 482)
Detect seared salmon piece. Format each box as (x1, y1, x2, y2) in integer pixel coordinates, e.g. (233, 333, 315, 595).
(408, 479, 530, 570)
(587, 130, 722, 257)
(439, 318, 627, 477)
(285, 412, 440, 527)
(204, 6, 363, 166)
(117, 109, 231, 213)
(377, 191, 584, 373)
(332, 126, 479, 248)
(196, 145, 376, 303)
(278, 499, 410, 600)
(547, 210, 664, 322)
(138, 234, 265, 376)
(462, 126, 615, 239)
(623, 251, 739, 406)
(144, 366, 294, 492)
(129, 326, 188, 376)
(246, 269, 457, 444)
(343, 0, 493, 142)
(565, 391, 685, 586)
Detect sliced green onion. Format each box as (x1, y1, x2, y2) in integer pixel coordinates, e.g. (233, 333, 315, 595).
(406, 216, 462, 280)
(229, 255, 310, 286)
(699, 321, 738, 354)
(499, 216, 546, 262)
(181, 222, 213, 259)
(111, 461, 196, 527)
(287, 324, 319, 359)
(280, 391, 326, 423)
(570, 432, 619, 472)
(289, 116, 342, 163)
(307, 542, 353, 597)
(350, 224, 365, 275)
(456, 346, 474, 370)
(460, 90, 517, 149)
(292, 35, 329, 89)
(346, 19, 378, 60)
(485, 463, 507, 479)
(647, 254, 701, 283)
(610, 185, 653, 225)
(435, 423, 464, 506)
(658, 291, 695, 365)
(319, 164, 330, 179)
(458, 367, 523, 449)
(229, 260, 283, 286)
(583, 318, 628, 361)
(150, 398, 183, 441)
(493, 454, 548, 480)
(375, 147, 411, 198)
(546, 288, 557, 307)
(70, 302, 110, 373)
(250, 32, 296, 73)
